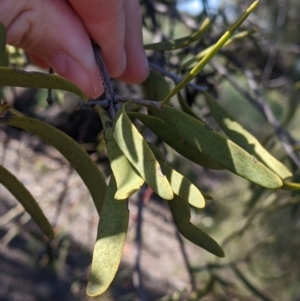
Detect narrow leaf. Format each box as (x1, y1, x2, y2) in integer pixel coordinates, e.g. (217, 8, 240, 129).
(142, 69, 170, 102)
(97, 106, 144, 199)
(3, 116, 106, 215)
(129, 112, 223, 170)
(168, 194, 224, 257)
(205, 93, 292, 180)
(113, 106, 173, 200)
(177, 91, 201, 120)
(150, 105, 282, 189)
(0, 67, 88, 99)
(0, 165, 54, 239)
(149, 143, 206, 208)
(87, 176, 129, 296)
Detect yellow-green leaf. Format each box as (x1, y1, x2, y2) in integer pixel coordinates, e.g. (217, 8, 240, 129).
(87, 176, 129, 297)
(150, 105, 282, 189)
(205, 92, 292, 180)
(129, 112, 223, 170)
(113, 105, 173, 200)
(97, 106, 144, 199)
(148, 143, 206, 208)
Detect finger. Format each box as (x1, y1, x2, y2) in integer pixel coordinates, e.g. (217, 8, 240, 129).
(26, 53, 49, 70)
(67, 0, 126, 78)
(1, 0, 103, 98)
(117, 0, 149, 84)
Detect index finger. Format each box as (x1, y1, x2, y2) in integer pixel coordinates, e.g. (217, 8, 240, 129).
(67, 0, 126, 78)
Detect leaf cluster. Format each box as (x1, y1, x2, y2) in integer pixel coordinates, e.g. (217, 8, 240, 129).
(1, 1, 300, 299)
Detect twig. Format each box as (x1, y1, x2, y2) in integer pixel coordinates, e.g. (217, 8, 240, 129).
(76, 43, 163, 114)
(91, 41, 115, 100)
(133, 186, 148, 301)
(260, 0, 288, 86)
(232, 265, 274, 301)
(192, 258, 248, 273)
(0, 203, 24, 226)
(115, 96, 162, 109)
(175, 230, 196, 291)
(75, 99, 109, 110)
(52, 166, 73, 228)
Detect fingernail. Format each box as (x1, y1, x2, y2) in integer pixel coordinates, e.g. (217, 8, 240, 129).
(48, 54, 103, 98)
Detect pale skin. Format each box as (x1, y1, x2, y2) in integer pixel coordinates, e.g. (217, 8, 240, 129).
(0, 0, 149, 99)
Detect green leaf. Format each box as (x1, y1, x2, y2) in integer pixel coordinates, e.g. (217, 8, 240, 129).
(3, 116, 106, 215)
(205, 92, 292, 180)
(144, 17, 211, 51)
(0, 67, 88, 99)
(129, 112, 223, 170)
(87, 175, 129, 297)
(0, 164, 54, 239)
(142, 69, 170, 102)
(149, 105, 283, 189)
(168, 194, 224, 257)
(148, 143, 206, 208)
(97, 106, 144, 200)
(113, 105, 173, 200)
(177, 91, 201, 120)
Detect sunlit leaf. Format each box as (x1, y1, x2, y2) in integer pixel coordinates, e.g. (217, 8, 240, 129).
(205, 92, 292, 180)
(129, 112, 223, 169)
(150, 105, 282, 189)
(97, 106, 144, 199)
(87, 176, 129, 297)
(149, 143, 206, 208)
(113, 105, 173, 200)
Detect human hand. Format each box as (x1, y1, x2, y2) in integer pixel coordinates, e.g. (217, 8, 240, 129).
(0, 0, 149, 98)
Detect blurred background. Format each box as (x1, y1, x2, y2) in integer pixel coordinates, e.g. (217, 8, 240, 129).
(1, 0, 300, 300)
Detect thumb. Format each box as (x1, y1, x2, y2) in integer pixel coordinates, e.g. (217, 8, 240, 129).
(1, 0, 103, 98)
